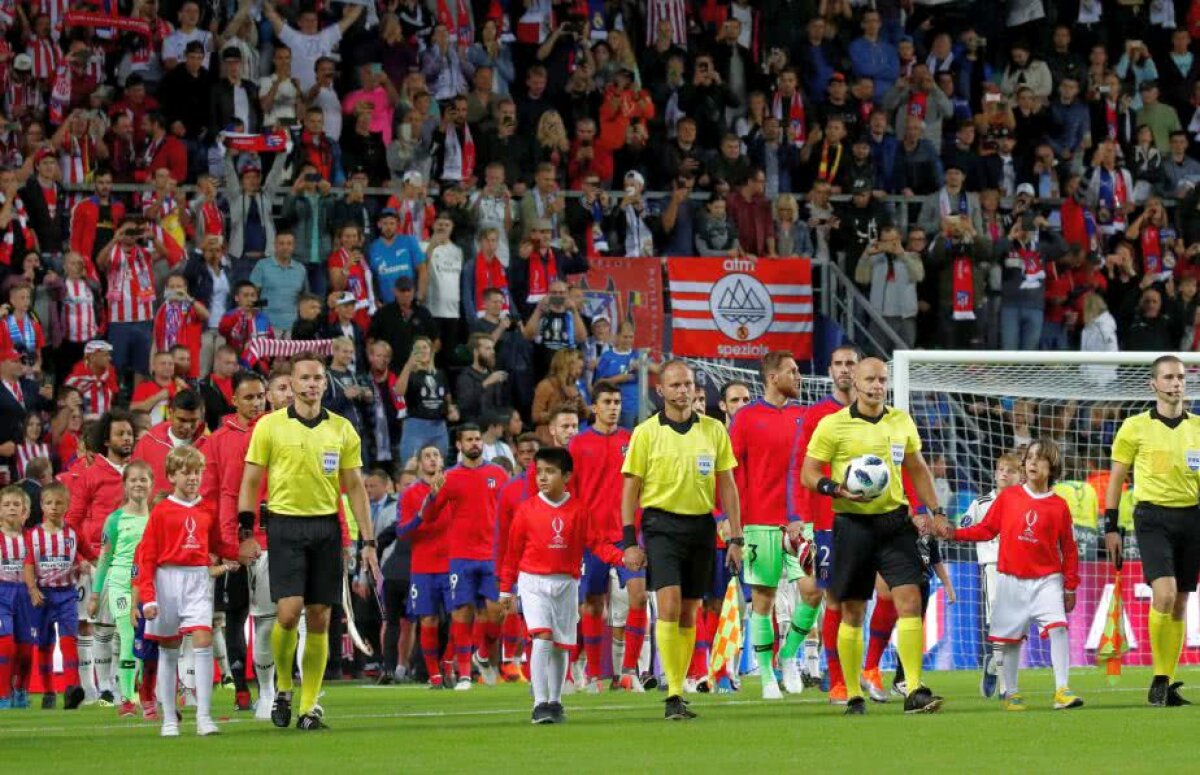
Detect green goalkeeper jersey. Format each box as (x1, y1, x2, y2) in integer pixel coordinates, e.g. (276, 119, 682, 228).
(92, 508, 149, 593)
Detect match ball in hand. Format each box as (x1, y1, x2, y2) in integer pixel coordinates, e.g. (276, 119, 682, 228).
(844, 454, 890, 499)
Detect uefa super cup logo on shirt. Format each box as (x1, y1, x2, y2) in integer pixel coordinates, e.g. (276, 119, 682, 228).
(550, 517, 566, 549)
(1019, 510, 1039, 544)
(182, 515, 200, 550)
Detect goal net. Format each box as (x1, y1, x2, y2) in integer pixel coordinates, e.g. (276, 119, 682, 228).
(893, 350, 1200, 673)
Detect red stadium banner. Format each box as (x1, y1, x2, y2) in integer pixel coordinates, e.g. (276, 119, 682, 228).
(667, 257, 814, 359)
(576, 257, 664, 359)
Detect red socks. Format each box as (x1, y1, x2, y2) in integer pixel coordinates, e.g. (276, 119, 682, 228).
(12, 644, 31, 690)
(472, 620, 489, 661)
(501, 613, 523, 661)
(58, 636, 80, 688)
(0, 635, 12, 698)
(581, 613, 605, 680)
(451, 621, 473, 679)
(823, 607, 844, 688)
(420, 624, 441, 679)
(138, 659, 157, 704)
(623, 607, 648, 672)
(688, 610, 716, 679)
(866, 597, 898, 671)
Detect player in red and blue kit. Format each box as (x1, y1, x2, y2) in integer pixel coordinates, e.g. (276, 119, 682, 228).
(23, 482, 86, 710)
(419, 425, 509, 690)
(392, 445, 452, 687)
(787, 345, 859, 703)
(494, 435, 541, 681)
(0, 485, 37, 709)
(570, 382, 644, 693)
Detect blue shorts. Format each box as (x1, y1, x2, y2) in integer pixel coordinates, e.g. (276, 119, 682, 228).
(814, 530, 835, 589)
(449, 559, 498, 608)
(0, 582, 37, 644)
(710, 549, 750, 602)
(34, 587, 78, 645)
(408, 573, 453, 618)
(133, 604, 159, 662)
(580, 551, 609, 599)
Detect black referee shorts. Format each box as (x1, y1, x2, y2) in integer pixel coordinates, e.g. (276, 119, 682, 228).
(265, 514, 344, 607)
(1134, 503, 1200, 593)
(830, 508, 924, 603)
(642, 508, 716, 600)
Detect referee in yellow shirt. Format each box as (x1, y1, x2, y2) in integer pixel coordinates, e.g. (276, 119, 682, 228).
(238, 353, 380, 731)
(621, 360, 743, 721)
(801, 357, 946, 716)
(1105, 354, 1200, 707)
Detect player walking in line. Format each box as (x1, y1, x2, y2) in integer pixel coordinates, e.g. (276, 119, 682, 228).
(729, 351, 806, 700)
(1105, 354, 1200, 706)
(392, 445, 451, 687)
(788, 345, 859, 703)
(946, 440, 1083, 711)
(959, 453, 1021, 699)
(801, 357, 947, 716)
(89, 461, 157, 719)
(622, 360, 743, 721)
(239, 353, 379, 730)
(135, 446, 238, 737)
(500, 448, 628, 724)
(24, 483, 86, 710)
(202, 371, 271, 716)
(570, 382, 645, 694)
(0, 488, 36, 708)
(422, 425, 509, 690)
(66, 409, 135, 706)
(495, 436, 540, 682)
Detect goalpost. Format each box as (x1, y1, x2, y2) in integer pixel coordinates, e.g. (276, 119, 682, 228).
(891, 350, 1200, 673)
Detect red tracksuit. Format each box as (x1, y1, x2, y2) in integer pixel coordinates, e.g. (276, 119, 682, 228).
(568, 426, 632, 544)
(131, 421, 209, 497)
(201, 415, 268, 550)
(426, 463, 509, 561)
(401, 481, 449, 575)
(731, 398, 805, 527)
(65, 455, 127, 562)
(134, 496, 231, 606)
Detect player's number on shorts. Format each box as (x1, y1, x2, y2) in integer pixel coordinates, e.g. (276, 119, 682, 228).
(410, 585, 419, 600)
(818, 545, 831, 568)
(747, 544, 758, 564)
(449, 574, 459, 592)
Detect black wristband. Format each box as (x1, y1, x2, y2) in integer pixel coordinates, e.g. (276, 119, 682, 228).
(622, 525, 638, 549)
(1104, 508, 1120, 534)
(238, 510, 255, 532)
(817, 477, 839, 497)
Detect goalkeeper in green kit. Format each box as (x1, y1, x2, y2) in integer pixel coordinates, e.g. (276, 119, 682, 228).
(87, 461, 156, 719)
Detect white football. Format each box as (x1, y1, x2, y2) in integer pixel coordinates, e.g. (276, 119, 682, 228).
(844, 454, 890, 499)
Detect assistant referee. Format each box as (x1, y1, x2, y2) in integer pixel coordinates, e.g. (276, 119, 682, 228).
(1106, 354, 1200, 707)
(238, 353, 379, 731)
(800, 356, 945, 716)
(621, 360, 743, 721)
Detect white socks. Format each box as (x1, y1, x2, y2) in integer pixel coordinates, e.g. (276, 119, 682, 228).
(93, 626, 115, 693)
(159, 647, 180, 725)
(254, 616, 277, 700)
(547, 646, 568, 703)
(212, 620, 230, 681)
(78, 634, 95, 696)
(531, 639, 552, 706)
(180, 636, 195, 690)
(194, 646, 214, 721)
(1049, 627, 1071, 690)
(1000, 643, 1021, 696)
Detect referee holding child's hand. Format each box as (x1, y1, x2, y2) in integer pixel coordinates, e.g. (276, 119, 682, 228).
(621, 360, 743, 721)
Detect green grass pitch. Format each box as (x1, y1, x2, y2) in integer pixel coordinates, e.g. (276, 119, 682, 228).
(2, 667, 1197, 772)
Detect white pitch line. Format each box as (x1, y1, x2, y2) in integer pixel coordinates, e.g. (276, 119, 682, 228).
(0, 685, 1163, 738)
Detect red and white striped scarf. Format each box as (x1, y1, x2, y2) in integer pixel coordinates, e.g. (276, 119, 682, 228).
(48, 60, 72, 125)
(6, 79, 43, 117)
(36, 0, 70, 40)
(772, 90, 806, 148)
(26, 36, 60, 80)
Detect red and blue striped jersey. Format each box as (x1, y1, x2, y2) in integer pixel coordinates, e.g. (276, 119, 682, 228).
(24, 524, 78, 588)
(0, 531, 27, 584)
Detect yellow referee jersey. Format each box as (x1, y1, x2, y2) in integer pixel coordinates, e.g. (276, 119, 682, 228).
(245, 406, 364, 516)
(806, 404, 921, 515)
(1111, 410, 1200, 508)
(622, 412, 736, 515)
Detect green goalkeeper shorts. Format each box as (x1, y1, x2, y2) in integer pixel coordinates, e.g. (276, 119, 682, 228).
(784, 551, 806, 583)
(743, 525, 784, 588)
(105, 573, 133, 624)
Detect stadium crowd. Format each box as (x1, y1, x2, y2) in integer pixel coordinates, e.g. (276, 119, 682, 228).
(0, 0, 1196, 727)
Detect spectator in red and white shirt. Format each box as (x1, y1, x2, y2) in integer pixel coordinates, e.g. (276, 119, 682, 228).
(96, 214, 169, 380)
(64, 340, 118, 418)
(152, 273, 207, 379)
(48, 252, 98, 382)
(130, 351, 190, 425)
(24, 12, 59, 84)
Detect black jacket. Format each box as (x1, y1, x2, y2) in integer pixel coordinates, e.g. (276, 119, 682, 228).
(197, 376, 234, 431)
(209, 79, 262, 136)
(160, 65, 213, 139)
(366, 302, 439, 372)
(20, 177, 67, 255)
(455, 365, 509, 424)
(182, 252, 229, 310)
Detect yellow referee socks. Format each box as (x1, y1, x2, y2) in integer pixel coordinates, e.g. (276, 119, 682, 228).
(656, 620, 684, 696)
(299, 632, 329, 715)
(678, 626, 696, 678)
(1149, 609, 1185, 680)
(896, 617, 924, 695)
(272, 622, 299, 693)
(838, 623, 864, 700)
